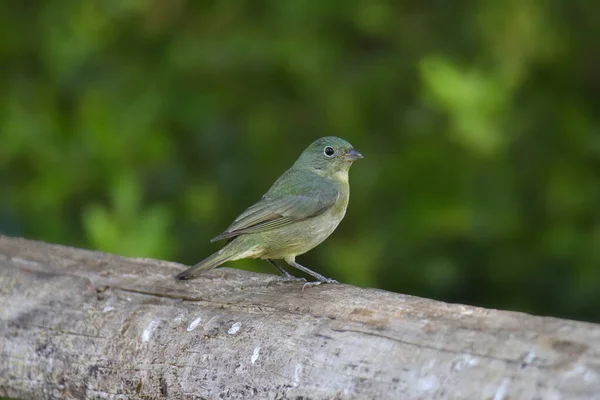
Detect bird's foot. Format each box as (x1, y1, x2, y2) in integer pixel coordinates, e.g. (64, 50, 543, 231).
(282, 276, 308, 282)
(267, 275, 307, 288)
(302, 278, 338, 291)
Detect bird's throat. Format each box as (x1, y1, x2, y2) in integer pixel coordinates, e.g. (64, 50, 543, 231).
(334, 169, 349, 184)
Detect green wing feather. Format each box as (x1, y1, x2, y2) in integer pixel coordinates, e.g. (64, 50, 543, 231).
(211, 170, 338, 242)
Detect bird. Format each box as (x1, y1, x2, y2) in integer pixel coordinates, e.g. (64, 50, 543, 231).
(175, 136, 363, 288)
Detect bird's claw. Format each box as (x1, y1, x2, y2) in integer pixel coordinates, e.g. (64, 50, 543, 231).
(282, 276, 308, 282)
(302, 278, 338, 291)
(302, 281, 321, 291)
(267, 275, 307, 288)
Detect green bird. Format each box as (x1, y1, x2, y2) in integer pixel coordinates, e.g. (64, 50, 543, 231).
(175, 136, 363, 287)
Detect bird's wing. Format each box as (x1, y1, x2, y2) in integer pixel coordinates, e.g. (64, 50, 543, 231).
(210, 182, 338, 242)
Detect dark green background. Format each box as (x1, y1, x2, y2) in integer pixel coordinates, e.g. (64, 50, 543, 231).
(2, 1, 599, 325)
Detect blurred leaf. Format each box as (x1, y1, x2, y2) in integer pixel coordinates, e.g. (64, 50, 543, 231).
(420, 55, 508, 155)
(83, 174, 173, 259)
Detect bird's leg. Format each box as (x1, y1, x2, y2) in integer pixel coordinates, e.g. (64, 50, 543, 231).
(284, 257, 338, 290)
(266, 259, 306, 282)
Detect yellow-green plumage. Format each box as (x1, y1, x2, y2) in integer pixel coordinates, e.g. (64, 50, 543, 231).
(176, 136, 363, 286)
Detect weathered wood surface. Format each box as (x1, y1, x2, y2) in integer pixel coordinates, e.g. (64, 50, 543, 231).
(1, 236, 599, 400)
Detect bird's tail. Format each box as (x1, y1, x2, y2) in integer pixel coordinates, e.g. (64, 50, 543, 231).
(175, 249, 235, 280)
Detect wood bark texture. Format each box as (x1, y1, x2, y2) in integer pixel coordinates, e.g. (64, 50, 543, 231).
(1, 236, 599, 400)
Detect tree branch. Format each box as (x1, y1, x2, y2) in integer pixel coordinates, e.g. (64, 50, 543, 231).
(1, 236, 599, 399)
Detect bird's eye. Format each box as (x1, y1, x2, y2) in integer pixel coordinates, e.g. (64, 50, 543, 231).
(324, 146, 335, 157)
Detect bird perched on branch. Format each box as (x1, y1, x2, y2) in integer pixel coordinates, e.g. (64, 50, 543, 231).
(175, 136, 363, 288)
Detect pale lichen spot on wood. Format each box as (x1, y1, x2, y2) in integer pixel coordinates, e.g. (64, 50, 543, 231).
(142, 320, 160, 342)
(493, 378, 511, 400)
(293, 363, 303, 387)
(251, 346, 260, 365)
(425, 360, 436, 370)
(417, 375, 439, 394)
(187, 317, 202, 332)
(521, 351, 536, 367)
(228, 322, 242, 335)
(102, 305, 114, 313)
(11, 257, 39, 267)
(452, 355, 479, 371)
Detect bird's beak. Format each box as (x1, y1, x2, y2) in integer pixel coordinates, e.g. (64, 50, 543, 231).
(342, 148, 364, 161)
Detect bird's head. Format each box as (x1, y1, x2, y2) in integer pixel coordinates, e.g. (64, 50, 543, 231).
(293, 136, 363, 177)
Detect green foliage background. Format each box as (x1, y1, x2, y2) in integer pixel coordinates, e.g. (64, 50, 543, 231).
(1, 1, 599, 323)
